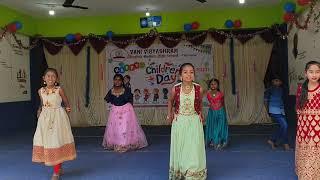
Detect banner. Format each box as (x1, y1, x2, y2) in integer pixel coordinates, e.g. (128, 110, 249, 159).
(106, 42, 213, 107)
(0, 33, 30, 103)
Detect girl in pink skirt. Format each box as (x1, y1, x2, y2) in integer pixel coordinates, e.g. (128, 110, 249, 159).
(102, 74, 148, 152)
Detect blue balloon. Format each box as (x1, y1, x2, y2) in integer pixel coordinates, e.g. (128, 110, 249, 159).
(14, 21, 23, 30)
(106, 31, 113, 39)
(284, 2, 296, 12)
(184, 24, 192, 32)
(225, 20, 233, 28)
(65, 34, 75, 42)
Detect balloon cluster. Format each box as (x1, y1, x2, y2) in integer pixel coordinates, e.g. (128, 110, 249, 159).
(6, 21, 23, 33)
(183, 21, 200, 32)
(224, 19, 242, 28)
(65, 33, 83, 43)
(283, 0, 311, 23)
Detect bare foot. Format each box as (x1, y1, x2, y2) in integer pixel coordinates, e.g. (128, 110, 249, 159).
(284, 144, 291, 151)
(208, 142, 214, 148)
(51, 173, 59, 180)
(267, 140, 276, 150)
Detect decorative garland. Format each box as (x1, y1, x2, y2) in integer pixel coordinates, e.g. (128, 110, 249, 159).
(0, 25, 286, 50)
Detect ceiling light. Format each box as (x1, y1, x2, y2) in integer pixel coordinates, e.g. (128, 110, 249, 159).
(49, 10, 55, 15)
(239, 0, 245, 4)
(145, 8, 150, 17)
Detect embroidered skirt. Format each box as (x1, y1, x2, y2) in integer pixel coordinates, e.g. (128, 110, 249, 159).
(169, 114, 207, 180)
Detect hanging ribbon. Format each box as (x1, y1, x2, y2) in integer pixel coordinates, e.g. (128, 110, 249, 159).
(223, 63, 227, 79)
(229, 38, 236, 94)
(236, 90, 240, 109)
(85, 46, 90, 107)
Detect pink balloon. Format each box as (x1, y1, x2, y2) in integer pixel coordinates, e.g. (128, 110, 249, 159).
(234, 19, 242, 28)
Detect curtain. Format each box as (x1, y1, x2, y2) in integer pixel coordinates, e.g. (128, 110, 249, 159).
(213, 36, 273, 125)
(44, 36, 273, 126)
(44, 44, 106, 126)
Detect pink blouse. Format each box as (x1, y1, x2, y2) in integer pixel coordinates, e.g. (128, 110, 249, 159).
(207, 91, 224, 110)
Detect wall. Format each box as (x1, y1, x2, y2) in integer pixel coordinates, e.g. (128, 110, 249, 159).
(35, 5, 283, 37)
(0, 4, 284, 36)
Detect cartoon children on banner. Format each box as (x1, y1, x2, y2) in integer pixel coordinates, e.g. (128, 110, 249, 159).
(143, 88, 151, 103)
(134, 89, 142, 104)
(153, 88, 160, 103)
(162, 88, 169, 104)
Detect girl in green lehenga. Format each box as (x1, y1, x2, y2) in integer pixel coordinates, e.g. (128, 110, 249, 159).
(167, 63, 207, 180)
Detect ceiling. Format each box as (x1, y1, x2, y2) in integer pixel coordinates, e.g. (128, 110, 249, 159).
(0, 0, 281, 17)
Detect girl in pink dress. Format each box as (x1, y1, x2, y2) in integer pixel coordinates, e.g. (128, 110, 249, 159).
(102, 74, 148, 152)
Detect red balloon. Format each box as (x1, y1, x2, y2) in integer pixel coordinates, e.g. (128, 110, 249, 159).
(191, 21, 200, 30)
(234, 19, 242, 28)
(74, 33, 82, 41)
(7, 23, 17, 33)
(283, 13, 295, 22)
(297, 0, 311, 6)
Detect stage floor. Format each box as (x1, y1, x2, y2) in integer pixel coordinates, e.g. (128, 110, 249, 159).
(0, 125, 297, 180)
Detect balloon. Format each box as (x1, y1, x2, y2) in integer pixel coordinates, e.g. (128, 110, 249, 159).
(284, 2, 296, 12)
(106, 31, 113, 39)
(224, 20, 234, 28)
(184, 24, 192, 32)
(283, 12, 295, 22)
(234, 19, 242, 28)
(297, 0, 310, 6)
(191, 21, 200, 30)
(7, 23, 17, 33)
(75, 33, 82, 41)
(65, 33, 75, 42)
(14, 21, 23, 30)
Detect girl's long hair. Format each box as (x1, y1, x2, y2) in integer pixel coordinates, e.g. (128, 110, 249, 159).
(298, 61, 320, 109)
